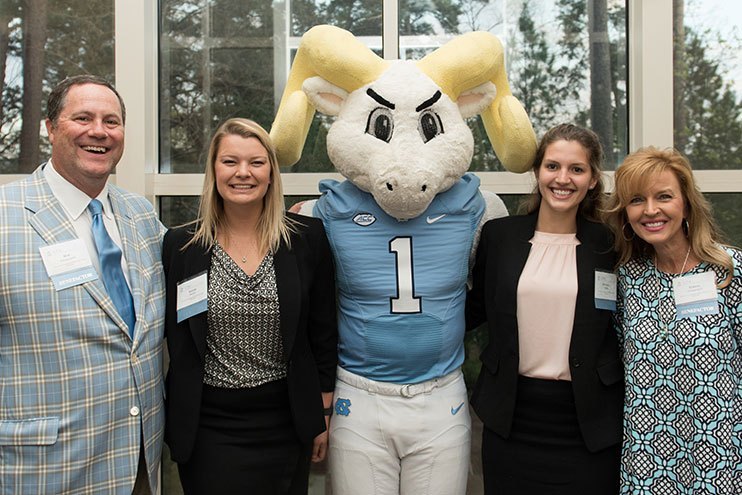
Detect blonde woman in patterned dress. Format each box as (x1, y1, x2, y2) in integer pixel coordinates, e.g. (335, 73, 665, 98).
(606, 147, 742, 494)
(162, 118, 338, 494)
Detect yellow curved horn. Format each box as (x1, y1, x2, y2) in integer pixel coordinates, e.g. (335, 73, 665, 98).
(270, 25, 389, 167)
(417, 32, 537, 173)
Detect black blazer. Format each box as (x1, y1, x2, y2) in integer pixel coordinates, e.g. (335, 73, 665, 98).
(162, 213, 338, 463)
(466, 212, 623, 452)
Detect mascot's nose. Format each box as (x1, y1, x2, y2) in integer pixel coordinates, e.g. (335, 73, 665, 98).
(374, 171, 438, 220)
(385, 179, 428, 193)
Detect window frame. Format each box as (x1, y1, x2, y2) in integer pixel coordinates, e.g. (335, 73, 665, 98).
(2, 0, 740, 201)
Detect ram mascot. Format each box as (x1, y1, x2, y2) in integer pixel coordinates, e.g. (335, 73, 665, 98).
(270, 25, 537, 494)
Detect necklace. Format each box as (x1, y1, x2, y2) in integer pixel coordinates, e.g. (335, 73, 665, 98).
(232, 241, 252, 264)
(217, 234, 255, 265)
(654, 244, 691, 276)
(653, 244, 692, 340)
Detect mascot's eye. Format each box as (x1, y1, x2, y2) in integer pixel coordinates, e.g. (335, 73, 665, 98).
(365, 107, 394, 143)
(418, 110, 444, 143)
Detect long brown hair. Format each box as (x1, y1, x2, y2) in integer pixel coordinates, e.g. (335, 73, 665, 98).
(520, 123, 606, 221)
(605, 146, 733, 285)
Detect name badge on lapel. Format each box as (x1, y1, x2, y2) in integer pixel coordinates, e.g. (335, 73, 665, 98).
(177, 271, 208, 323)
(39, 239, 98, 290)
(594, 269, 617, 311)
(673, 271, 718, 318)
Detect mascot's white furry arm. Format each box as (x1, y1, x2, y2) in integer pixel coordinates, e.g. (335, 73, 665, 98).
(269, 25, 537, 494)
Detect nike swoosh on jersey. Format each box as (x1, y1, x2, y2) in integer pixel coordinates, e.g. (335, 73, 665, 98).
(426, 214, 447, 224)
(451, 402, 465, 415)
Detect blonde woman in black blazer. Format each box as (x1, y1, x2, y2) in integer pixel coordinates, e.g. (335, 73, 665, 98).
(467, 124, 623, 494)
(162, 119, 337, 494)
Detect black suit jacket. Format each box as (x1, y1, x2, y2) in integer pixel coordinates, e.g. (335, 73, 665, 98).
(162, 213, 338, 463)
(466, 212, 623, 452)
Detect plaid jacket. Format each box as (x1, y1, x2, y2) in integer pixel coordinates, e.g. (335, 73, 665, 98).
(0, 166, 165, 494)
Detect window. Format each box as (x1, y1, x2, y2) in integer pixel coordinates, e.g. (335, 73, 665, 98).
(0, 1, 115, 174)
(673, 0, 741, 171)
(159, 0, 286, 173)
(159, 1, 627, 178)
(673, 0, 742, 245)
(399, 0, 628, 171)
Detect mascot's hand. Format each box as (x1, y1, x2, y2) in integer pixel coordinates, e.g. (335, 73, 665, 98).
(289, 199, 317, 216)
(482, 190, 508, 222)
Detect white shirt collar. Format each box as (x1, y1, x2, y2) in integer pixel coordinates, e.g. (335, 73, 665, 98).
(44, 160, 113, 221)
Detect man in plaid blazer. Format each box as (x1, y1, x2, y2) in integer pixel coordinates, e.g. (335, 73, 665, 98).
(0, 75, 165, 494)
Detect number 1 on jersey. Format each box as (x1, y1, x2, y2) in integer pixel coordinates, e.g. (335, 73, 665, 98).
(389, 237, 421, 313)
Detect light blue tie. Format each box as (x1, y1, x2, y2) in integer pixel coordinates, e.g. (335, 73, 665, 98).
(88, 199, 136, 334)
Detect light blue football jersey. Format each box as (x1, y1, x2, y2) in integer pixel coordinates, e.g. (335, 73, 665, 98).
(315, 173, 486, 384)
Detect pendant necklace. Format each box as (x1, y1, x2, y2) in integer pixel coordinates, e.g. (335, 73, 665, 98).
(235, 239, 252, 264)
(219, 232, 252, 265)
(654, 245, 691, 340)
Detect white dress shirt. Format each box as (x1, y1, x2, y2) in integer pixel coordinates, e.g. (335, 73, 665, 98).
(44, 161, 132, 287)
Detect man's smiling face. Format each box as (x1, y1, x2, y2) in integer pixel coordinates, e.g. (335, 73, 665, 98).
(46, 82, 125, 197)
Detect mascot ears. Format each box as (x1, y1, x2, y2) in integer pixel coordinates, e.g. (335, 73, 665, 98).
(302, 77, 348, 116)
(456, 82, 497, 119)
(303, 76, 497, 119)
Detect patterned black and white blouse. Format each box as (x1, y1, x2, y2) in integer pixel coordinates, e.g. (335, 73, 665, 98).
(203, 243, 287, 389)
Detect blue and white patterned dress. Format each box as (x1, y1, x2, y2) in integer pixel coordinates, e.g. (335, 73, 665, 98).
(616, 248, 742, 495)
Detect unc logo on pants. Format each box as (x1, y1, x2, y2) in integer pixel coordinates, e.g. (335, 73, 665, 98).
(335, 398, 352, 416)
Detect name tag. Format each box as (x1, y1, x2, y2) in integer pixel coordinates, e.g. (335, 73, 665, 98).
(673, 271, 719, 318)
(594, 270, 617, 311)
(39, 239, 98, 291)
(177, 271, 208, 323)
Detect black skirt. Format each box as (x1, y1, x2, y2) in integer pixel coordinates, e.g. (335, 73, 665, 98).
(178, 379, 310, 495)
(481, 375, 619, 494)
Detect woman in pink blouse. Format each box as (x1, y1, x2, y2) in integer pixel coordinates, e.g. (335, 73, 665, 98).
(467, 124, 623, 494)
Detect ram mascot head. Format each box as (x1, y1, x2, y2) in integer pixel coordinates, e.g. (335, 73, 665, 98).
(271, 25, 537, 221)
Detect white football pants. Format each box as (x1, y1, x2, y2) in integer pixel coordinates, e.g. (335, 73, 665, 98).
(328, 367, 471, 495)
